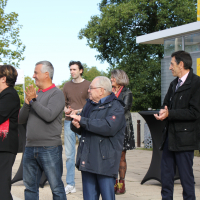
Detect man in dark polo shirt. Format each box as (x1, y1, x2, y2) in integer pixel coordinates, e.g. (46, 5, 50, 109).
(19, 61, 66, 200)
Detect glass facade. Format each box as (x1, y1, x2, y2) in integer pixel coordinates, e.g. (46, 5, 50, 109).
(185, 32, 200, 52)
(164, 32, 200, 57)
(164, 37, 182, 57)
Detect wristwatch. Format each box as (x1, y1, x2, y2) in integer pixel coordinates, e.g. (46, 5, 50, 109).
(29, 98, 37, 104)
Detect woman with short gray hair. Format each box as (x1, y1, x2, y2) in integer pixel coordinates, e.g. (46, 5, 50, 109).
(111, 69, 135, 195)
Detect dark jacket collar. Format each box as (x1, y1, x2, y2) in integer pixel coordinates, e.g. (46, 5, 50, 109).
(103, 92, 117, 104)
(182, 68, 193, 85)
(172, 68, 193, 92)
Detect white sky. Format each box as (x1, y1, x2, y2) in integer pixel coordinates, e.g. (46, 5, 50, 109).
(5, 0, 109, 85)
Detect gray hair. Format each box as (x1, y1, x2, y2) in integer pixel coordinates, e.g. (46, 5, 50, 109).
(94, 76, 112, 93)
(111, 69, 129, 86)
(35, 61, 54, 80)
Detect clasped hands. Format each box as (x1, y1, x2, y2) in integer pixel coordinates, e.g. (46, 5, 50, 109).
(25, 85, 37, 105)
(154, 106, 169, 121)
(69, 115, 81, 129)
(65, 106, 81, 129)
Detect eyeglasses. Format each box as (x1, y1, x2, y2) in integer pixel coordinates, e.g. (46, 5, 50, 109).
(89, 86, 106, 90)
(89, 87, 102, 90)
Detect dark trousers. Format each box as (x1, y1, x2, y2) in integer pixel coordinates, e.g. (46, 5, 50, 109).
(161, 137, 195, 200)
(81, 171, 116, 200)
(0, 152, 16, 200)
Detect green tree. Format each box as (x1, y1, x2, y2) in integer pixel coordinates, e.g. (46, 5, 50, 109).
(14, 84, 24, 108)
(0, 0, 25, 67)
(24, 76, 36, 89)
(59, 79, 70, 91)
(83, 64, 108, 82)
(79, 0, 197, 111)
(15, 76, 37, 107)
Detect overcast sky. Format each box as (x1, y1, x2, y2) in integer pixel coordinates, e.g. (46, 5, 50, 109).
(5, 0, 109, 85)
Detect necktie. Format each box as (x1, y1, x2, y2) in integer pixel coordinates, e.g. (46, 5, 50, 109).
(175, 79, 182, 92)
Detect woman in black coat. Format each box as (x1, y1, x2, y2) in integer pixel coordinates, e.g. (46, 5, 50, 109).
(0, 65, 20, 200)
(111, 69, 135, 194)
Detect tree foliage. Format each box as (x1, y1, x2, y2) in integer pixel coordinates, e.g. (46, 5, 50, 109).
(15, 76, 37, 107)
(79, 0, 197, 111)
(14, 84, 24, 108)
(59, 79, 70, 91)
(0, 0, 25, 67)
(82, 64, 108, 82)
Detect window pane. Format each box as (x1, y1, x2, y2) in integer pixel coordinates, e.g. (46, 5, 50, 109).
(185, 32, 200, 53)
(164, 37, 182, 57)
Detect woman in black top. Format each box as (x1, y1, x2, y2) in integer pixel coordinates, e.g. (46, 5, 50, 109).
(111, 69, 135, 195)
(0, 65, 20, 200)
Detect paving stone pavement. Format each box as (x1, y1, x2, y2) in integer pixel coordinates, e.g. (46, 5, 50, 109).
(12, 146, 200, 200)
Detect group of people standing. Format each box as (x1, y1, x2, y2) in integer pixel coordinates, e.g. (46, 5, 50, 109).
(0, 60, 135, 200)
(0, 50, 199, 200)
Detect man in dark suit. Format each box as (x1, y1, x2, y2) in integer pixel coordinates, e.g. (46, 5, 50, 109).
(154, 51, 200, 200)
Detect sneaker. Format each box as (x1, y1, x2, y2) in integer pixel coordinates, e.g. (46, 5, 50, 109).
(65, 185, 76, 194)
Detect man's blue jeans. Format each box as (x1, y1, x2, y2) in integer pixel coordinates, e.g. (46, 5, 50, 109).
(23, 145, 67, 200)
(64, 120, 80, 186)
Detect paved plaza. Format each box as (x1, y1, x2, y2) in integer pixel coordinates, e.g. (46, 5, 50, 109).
(12, 146, 200, 200)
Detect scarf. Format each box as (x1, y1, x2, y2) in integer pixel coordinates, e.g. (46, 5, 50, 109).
(0, 119, 9, 141)
(114, 86, 124, 98)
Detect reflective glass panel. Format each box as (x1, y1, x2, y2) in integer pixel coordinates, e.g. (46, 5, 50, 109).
(164, 37, 182, 57)
(185, 32, 200, 53)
